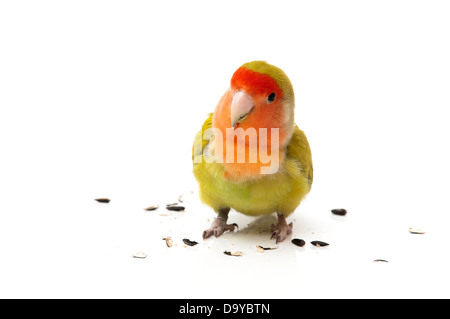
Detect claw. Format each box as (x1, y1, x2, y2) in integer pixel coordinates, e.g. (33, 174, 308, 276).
(203, 217, 238, 240)
(270, 230, 279, 240)
(224, 223, 238, 232)
(202, 229, 213, 240)
(270, 215, 293, 243)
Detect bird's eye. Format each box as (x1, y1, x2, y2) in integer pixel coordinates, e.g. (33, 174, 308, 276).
(266, 92, 276, 103)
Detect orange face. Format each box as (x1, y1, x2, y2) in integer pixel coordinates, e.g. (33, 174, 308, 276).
(212, 66, 290, 181)
(230, 67, 286, 134)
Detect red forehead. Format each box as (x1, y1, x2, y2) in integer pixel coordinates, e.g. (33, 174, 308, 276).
(230, 67, 283, 98)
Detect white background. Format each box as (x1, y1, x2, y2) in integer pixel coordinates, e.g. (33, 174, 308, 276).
(1, 0, 450, 298)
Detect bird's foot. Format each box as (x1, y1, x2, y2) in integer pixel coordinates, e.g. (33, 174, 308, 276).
(270, 214, 293, 244)
(202, 217, 238, 239)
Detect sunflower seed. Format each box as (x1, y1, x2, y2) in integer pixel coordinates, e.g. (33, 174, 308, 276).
(182, 238, 198, 246)
(95, 198, 110, 203)
(256, 245, 277, 253)
(144, 204, 159, 211)
(373, 259, 388, 263)
(166, 205, 185, 211)
(132, 252, 147, 259)
(223, 250, 243, 256)
(408, 227, 426, 234)
(291, 238, 306, 247)
(331, 208, 347, 216)
(166, 202, 179, 207)
(163, 237, 173, 247)
(311, 240, 329, 247)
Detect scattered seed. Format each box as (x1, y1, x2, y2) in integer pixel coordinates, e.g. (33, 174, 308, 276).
(256, 245, 277, 253)
(95, 198, 110, 203)
(166, 202, 179, 207)
(311, 240, 329, 247)
(163, 237, 173, 247)
(132, 252, 147, 259)
(166, 205, 185, 211)
(182, 238, 198, 246)
(144, 204, 159, 211)
(178, 194, 184, 203)
(331, 208, 347, 216)
(291, 238, 306, 247)
(408, 227, 426, 234)
(374, 259, 388, 263)
(223, 250, 243, 256)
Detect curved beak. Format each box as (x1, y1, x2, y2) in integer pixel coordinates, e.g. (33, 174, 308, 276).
(231, 91, 254, 128)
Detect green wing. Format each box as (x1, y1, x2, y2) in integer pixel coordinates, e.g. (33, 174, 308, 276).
(192, 113, 213, 163)
(286, 126, 313, 185)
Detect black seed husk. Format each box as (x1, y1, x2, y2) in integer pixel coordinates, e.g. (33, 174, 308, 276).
(257, 245, 277, 250)
(166, 205, 185, 211)
(374, 259, 388, 263)
(291, 238, 306, 247)
(95, 198, 110, 203)
(182, 238, 198, 246)
(223, 250, 243, 256)
(311, 240, 329, 247)
(331, 209, 347, 216)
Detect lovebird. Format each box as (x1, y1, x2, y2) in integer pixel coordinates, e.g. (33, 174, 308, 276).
(192, 61, 313, 243)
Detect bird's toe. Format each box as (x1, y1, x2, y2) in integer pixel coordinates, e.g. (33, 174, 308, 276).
(271, 229, 280, 240)
(202, 229, 213, 240)
(202, 218, 238, 240)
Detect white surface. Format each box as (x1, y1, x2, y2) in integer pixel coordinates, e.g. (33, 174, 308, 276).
(1, 1, 450, 298)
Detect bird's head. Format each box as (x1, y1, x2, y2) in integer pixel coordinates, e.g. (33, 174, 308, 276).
(228, 61, 295, 147)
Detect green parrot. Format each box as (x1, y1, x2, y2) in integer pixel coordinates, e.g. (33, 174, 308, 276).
(192, 61, 313, 243)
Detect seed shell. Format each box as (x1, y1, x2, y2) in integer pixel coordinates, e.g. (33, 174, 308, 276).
(223, 250, 243, 256)
(166, 205, 185, 212)
(256, 245, 277, 253)
(311, 240, 329, 247)
(182, 238, 198, 246)
(132, 252, 147, 259)
(95, 198, 110, 203)
(144, 204, 159, 211)
(373, 259, 388, 263)
(408, 227, 426, 234)
(163, 236, 173, 247)
(291, 238, 306, 247)
(331, 208, 347, 216)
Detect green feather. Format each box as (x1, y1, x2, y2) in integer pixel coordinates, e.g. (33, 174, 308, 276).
(192, 113, 313, 217)
(241, 61, 295, 105)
